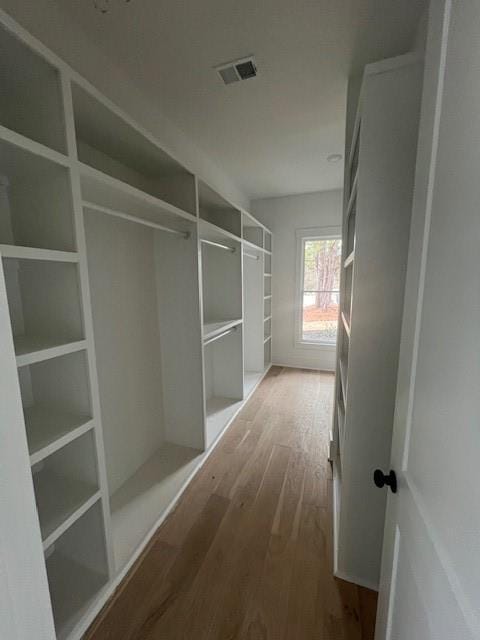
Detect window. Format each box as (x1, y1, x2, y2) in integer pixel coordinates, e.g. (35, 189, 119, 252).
(297, 233, 341, 346)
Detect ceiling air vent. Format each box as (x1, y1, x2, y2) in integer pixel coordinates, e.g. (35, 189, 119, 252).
(215, 56, 258, 85)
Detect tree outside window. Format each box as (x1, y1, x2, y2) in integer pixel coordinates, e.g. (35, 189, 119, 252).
(301, 237, 341, 344)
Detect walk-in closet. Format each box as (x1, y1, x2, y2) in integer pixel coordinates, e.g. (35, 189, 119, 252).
(0, 14, 272, 640)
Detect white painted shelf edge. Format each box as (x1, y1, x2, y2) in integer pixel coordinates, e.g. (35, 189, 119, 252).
(78, 162, 197, 224)
(0, 245, 79, 263)
(15, 339, 87, 368)
(203, 318, 243, 341)
(26, 407, 94, 466)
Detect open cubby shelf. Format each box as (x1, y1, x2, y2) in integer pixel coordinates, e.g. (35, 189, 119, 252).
(264, 232, 272, 253)
(32, 430, 100, 549)
(264, 338, 272, 368)
(25, 406, 93, 466)
(0, 24, 66, 153)
(80, 164, 196, 231)
(201, 238, 242, 328)
(242, 211, 264, 249)
(72, 82, 196, 217)
(34, 470, 100, 548)
(204, 326, 243, 447)
(45, 501, 109, 640)
(109, 442, 202, 570)
(0, 139, 76, 251)
(198, 180, 241, 237)
(3, 257, 84, 364)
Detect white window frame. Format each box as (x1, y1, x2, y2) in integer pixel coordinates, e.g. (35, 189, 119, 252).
(294, 226, 342, 350)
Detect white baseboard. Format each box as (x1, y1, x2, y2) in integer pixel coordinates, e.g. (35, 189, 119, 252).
(272, 360, 335, 373)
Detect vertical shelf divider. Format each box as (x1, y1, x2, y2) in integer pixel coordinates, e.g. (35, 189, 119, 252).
(60, 73, 114, 576)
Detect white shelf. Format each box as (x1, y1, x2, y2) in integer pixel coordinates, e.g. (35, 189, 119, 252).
(33, 469, 100, 549)
(264, 335, 272, 344)
(109, 443, 203, 570)
(206, 396, 243, 447)
(199, 217, 242, 244)
(203, 318, 242, 341)
(14, 337, 87, 367)
(25, 405, 93, 465)
(198, 179, 241, 237)
(242, 237, 269, 254)
(0, 245, 78, 263)
(264, 315, 272, 322)
(0, 123, 69, 169)
(79, 163, 196, 228)
(264, 295, 272, 300)
(264, 273, 272, 277)
(46, 550, 107, 640)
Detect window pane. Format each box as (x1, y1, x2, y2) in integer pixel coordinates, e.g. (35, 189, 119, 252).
(302, 238, 341, 344)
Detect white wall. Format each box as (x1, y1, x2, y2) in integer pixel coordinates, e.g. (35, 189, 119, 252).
(252, 189, 343, 371)
(0, 1, 249, 211)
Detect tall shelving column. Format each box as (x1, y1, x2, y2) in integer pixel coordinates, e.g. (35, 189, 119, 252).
(263, 229, 273, 367)
(60, 74, 114, 575)
(332, 53, 423, 590)
(0, 20, 112, 639)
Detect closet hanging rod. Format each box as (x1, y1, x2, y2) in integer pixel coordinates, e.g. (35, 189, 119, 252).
(244, 251, 259, 261)
(203, 326, 237, 347)
(82, 201, 190, 238)
(200, 238, 236, 253)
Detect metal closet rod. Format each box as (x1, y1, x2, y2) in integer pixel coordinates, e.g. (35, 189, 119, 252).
(200, 238, 236, 253)
(83, 201, 190, 238)
(244, 251, 259, 261)
(203, 326, 237, 346)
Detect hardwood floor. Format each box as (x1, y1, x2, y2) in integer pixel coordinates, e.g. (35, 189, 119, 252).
(85, 367, 378, 640)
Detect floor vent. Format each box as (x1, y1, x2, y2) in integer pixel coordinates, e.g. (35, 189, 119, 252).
(216, 56, 258, 85)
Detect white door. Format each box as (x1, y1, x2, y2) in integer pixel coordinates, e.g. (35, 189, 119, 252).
(375, 1, 480, 638)
(0, 256, 55, 639)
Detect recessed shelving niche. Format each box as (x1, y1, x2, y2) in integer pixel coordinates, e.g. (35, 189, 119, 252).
(242, 211, 263, 248)
(71, 82, 196, 216)
(200, 227, 242, 330)
(264, 231, 272, 253)
(17, 350, 92, 464)
(198, 180, 241, 237)
(264, 252, 271, 274)
(0, 24, 66, 152)
(45, 501, 109, 640)
(0, 140, 75, 251)
(2, 257, 84, 361)
(204, 325, 244, 448)
(243, 245, 265, 397)
(32, 430, 100, 548)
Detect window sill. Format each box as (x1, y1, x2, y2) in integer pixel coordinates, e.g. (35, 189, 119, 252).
(295, 341, 337, 351)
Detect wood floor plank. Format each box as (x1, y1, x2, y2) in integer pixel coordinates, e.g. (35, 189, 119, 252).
(85, 369, 378, 640)
(239, 449, 306, 639)
(84, 540, 179, 640)
(205, 444, 292, 640)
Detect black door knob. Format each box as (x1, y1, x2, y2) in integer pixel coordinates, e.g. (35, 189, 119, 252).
(373, 469, 397, 494)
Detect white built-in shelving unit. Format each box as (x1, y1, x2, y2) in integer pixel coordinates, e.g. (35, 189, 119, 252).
(332, 53, 423, 590)
(0, 10, 272, 640)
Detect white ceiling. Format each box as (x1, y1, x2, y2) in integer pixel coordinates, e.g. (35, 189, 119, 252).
(56, 0, 425, 200)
